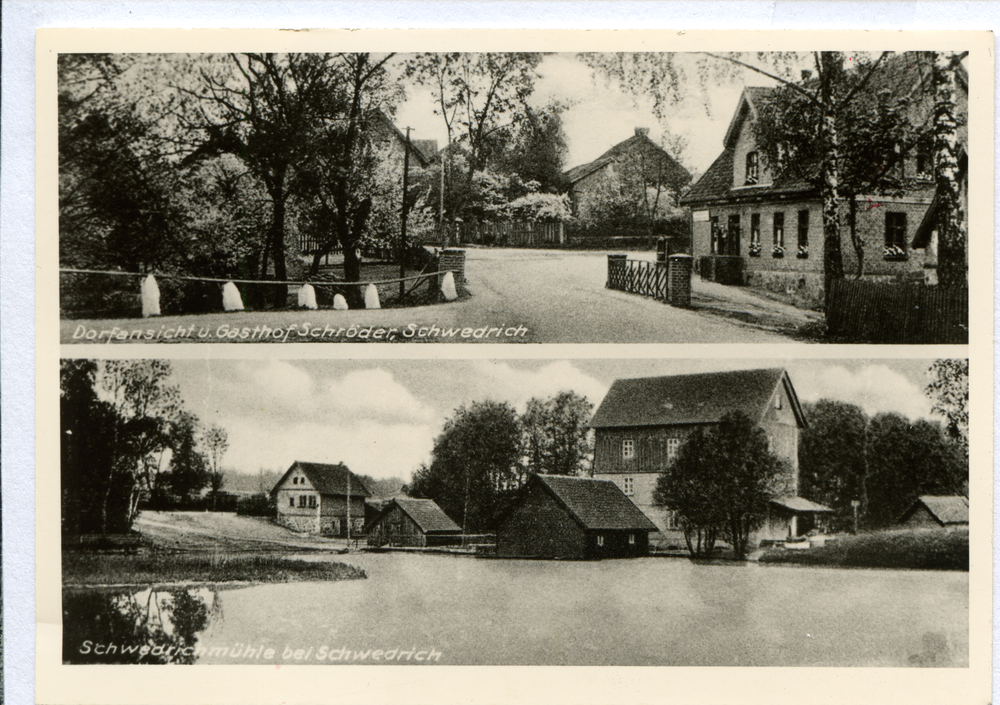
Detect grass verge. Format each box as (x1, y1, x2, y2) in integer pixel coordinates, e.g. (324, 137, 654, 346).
(64, 552, 367, 586)
(759, 529, 968, 571)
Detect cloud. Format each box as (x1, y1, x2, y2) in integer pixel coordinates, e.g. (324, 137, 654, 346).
(320, 369, 435, 426)
(465, 360, 610, 412)
(793, 363, 933, 421)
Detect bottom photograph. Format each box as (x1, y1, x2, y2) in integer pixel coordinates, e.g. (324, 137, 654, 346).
(59, 357, 970, 667)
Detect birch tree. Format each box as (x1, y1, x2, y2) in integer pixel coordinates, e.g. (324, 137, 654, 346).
(932, 51, 968, 289)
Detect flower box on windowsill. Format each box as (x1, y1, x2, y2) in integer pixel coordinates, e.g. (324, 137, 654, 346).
(772, 248, 785, 259)
(883, 254, 908, 262)
(883, 246, 907, 262)
(796, 247, 809, 259)
(748, 245, 762, 257)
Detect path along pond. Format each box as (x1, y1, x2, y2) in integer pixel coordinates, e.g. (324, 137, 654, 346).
(64, 552, 967, 667)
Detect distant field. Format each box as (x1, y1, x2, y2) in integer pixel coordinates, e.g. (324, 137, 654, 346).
(134, 511, 351, 553)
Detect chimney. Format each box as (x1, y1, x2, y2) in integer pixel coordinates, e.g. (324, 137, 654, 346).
(800, 69, 813, 82)
(635, 127, 650, 137)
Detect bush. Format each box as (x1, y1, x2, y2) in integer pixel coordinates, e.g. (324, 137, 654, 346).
(759, 528, 969, 570)
(237, 493, 275, 517)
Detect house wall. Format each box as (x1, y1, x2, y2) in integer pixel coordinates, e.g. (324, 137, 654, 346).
(275, 481, 366, 536)
(586, 529, 650, 559)
(569, 164, 615, 220)
(496, 483, 587, 559)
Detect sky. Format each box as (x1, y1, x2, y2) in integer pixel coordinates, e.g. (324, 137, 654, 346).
(393, 53, 789, 178)
(164, 357, 952, 482)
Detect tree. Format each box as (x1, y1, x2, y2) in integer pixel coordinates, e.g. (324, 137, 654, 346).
(408, 400, 523, 532)
(165, 411, 209, 502)
(653, 411, 790, 560)
(520, 391, 593, 476)
(798, 400, 869, 528)
(203, 425, 229, 509)
(864, 412, 967, 527)
(493, 105, 570, 192)
(925, 359, 969, 459)
(932, 52, 969, 289)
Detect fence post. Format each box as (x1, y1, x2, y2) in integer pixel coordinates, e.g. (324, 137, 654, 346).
(667, 254, 692, 307)
(607, 254, 627, 289)
(440, 249, 467, 284)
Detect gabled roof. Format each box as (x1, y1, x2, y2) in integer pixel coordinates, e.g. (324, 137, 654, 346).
(532, 475, 659, 532)
(369, 109, 432, 169)
(272, 461, 371, 498)
(590, 368, 807, 430)
(770, 496, 834, 513)
(366, 497, 461, 534)
(563, 132, 691, 188)
(901, 495, 969, 526)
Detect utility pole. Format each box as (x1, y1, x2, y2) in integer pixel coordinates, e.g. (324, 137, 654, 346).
(400, 127, 412, 299)
(345, 466, 351, 552)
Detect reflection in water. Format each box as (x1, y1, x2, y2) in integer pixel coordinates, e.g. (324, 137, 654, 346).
(63, 588, 219, 664)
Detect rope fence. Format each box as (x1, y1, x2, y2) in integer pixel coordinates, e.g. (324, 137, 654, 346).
(60, 266, 460, 318)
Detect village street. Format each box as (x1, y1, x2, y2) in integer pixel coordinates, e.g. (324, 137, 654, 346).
(61, 247, 820, 344)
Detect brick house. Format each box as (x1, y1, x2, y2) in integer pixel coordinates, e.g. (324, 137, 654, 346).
(272, 461, 370, 536)
(680, 54, 968, 305)
(495, 474, 658, 560)
(590, 368, 831, 548)
(364, 497, 462, 548)
(563, 127, 691, 221)
(898, 495, 969, 530)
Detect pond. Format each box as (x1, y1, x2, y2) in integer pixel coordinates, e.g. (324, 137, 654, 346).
(63, 553, 967, 667)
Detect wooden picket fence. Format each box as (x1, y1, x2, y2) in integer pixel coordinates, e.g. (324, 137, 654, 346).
(826, 279, 968, 344)
(606, 257, 668, 300)
(458, 221, 565, 247)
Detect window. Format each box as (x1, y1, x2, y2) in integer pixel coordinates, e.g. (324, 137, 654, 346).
(623, 477, 634, 496)
(772, 212, 785, 257)
(745, 151, 760, 185)
(666, 438, 681, 463)
(628, 533, 636, 545)
(797, 209, 809, 258)
(308, 495, 317, 508)
(749, 213, 761, 256)
(298, 495, 307, 508)
(709, 216, 720, 255)
(596, 535, 605, 547)
(664, 510, 681, 530)
(884, 212, 907, 260)
(775, 393, 782, 410)
(916, 142, 933, 180)
(727, 215, 741, 256)
(293, 477, 298, 485)
(289, 497, 295, 507)
(622, 440, 635, 459)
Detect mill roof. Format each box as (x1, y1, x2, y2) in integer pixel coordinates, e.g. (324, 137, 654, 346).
(369, 497, 461, 534)
(272, 461, 371, 498)
(590, 368, 807, 430)
(901, 495, 969, 526)
(531, 474, 659, 532)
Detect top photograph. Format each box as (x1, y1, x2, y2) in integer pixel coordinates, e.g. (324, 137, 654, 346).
(55, 49, 974, 345)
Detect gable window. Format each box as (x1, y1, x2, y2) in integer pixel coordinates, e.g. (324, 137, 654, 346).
(884, 212, 908, 260)
(772, 212, 785, 257)
(916, 141, 934, 180)
(292, 477, 298, 485)
(749, 213, 761, 256)
(710, 216, 721, 255)
(596, 535, 605, 547)
(797, 210, 809, 258)
(727, 215, 741, 256)
(622, 439, 635, 459)
(775, 393, 782, 410)
(745, 151, 760, 185)
(623, 477, 634, 496)
(666, 438, 681, 463)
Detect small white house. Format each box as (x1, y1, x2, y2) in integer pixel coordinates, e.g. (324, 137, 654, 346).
(272, 461, 370, 536)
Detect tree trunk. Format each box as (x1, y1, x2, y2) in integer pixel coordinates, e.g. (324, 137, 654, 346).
(342, 246, 363, 308)
(820, 52, 846, 310)
(933, 52, 966, 289)
(848, 195, 865, 278)
(268, 193, 289, 307)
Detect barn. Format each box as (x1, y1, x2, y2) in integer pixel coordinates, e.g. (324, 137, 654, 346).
(365, 497, 462, 548)
(899, 495, 969, 530)
(496, 474, 658, 560)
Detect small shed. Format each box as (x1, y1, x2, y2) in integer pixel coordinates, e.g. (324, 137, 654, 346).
(496, 474, 658, 560)
(365, 497, 462, 548)
(899, 495, 969, 529)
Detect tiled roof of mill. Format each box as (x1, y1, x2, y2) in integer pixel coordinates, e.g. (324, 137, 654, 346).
(590, 368, 806, 429)
(904, 495, 969, 525)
